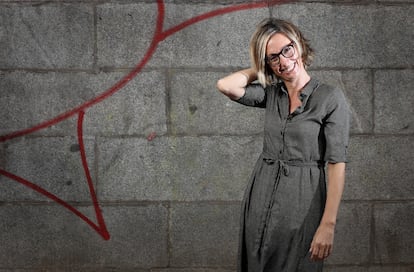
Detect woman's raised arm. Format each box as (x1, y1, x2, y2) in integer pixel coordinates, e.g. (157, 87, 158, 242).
(216, 68, 257, 100)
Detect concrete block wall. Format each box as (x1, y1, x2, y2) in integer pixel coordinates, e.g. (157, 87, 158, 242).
(0, 0, 413, 271)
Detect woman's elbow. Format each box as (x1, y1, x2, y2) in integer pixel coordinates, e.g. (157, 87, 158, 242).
(216, 79, 243, 100)
(216, 79, 228, 94)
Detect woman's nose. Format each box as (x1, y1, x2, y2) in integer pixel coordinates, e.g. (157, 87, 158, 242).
(278, 54, 291, 66)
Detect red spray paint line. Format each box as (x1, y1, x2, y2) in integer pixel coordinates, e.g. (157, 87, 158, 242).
(0, 0, 291, 240)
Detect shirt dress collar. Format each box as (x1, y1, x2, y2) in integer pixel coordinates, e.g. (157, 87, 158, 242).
(279, 78, 320, 116)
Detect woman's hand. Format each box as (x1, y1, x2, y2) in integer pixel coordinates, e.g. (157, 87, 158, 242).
(309, 222, 335, 261)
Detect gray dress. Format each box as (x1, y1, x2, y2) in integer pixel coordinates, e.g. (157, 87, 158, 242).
(236, 78, 350, 272)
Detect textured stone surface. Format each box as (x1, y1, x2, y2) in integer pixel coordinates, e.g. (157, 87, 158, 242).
(97, 136, 262, 201)
(374, 202, 414, 264)
(170, 71, 264, 135)
(170, 203, 240, 266)
(97, 3, 158, 68)
(84, 70, 168, 136)
(0, 71, 87, 135)
(0, 71, 166, 137)
(0, 71, 114, 136)
(0, 0, 413, 270)
(374, 69, 414, 134)
(0, 204, 168, 268)
(0, 137, 95, 202)
(0, 4, 94, 69)
(345, 136, 414, 200)
(147, 3, 266, 68)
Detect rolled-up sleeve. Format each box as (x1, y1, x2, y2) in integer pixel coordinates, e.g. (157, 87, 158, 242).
(323, 88, 351, 163)
(235, 83, 267, 108)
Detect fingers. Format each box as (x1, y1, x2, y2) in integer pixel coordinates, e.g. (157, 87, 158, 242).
(319, 244, 331, 259)
(309, 225, 335, 261)
(309, 243, 332, 261)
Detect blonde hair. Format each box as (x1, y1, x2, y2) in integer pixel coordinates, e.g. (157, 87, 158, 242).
(250, 18, 314, 87)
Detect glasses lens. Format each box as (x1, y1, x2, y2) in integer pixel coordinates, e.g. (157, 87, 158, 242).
(282, 45, 294, 58)
(269, 56, 279, 65)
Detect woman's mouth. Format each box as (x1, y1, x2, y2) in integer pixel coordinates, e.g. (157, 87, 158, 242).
(280, 61, 297, 74)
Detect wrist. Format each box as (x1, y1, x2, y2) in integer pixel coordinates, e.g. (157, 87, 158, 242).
(320, 220, 336, 228)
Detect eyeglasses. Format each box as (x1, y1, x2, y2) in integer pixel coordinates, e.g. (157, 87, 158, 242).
(265, 42, 295, 67)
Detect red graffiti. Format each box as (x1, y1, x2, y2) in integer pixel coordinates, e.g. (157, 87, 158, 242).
(0, 0, 290, 240)
(147, 132, 157, 141)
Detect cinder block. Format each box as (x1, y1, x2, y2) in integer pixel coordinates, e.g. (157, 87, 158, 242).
(0, 71, 166, 137)
(0, 72, 31, 134)
(0, 136, 95, 202)
(97, 135, 262, 201)
(0, 71, 113, 136)
(170, 203, 240, 267)
(326, 202, 371, 265)
(147, 3, 266, 68)
(344, 136, 414, 200)
(0, 204, 168, 268)
(309, 70, 373, 134)
(374, 202, 414, 264)
(374, 70, 414, 134)
(170, 71, 264, 135)
(0, 71, 86, 136)
(97, 2, 159, 68)
(84, 70, 168, 136)
(0, 4, 94, 69)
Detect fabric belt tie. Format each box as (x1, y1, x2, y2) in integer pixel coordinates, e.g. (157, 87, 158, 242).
(263, 157, 325, 176)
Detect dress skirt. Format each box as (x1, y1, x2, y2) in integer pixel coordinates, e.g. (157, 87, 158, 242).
(237, 154, 326, 272)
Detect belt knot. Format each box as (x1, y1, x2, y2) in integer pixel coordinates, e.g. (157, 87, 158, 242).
(263, 158, 290, 176)
(279, 160, 290, 176)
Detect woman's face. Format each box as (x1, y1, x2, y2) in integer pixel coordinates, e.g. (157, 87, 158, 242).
(265, 33, 305, 83)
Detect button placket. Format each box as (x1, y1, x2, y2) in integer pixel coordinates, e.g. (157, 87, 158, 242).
(280, 117, 290, 157)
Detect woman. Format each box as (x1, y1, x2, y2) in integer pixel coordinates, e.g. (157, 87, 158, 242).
(217, 18, 350, 271)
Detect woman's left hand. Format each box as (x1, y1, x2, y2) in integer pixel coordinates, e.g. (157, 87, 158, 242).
(309, 222, 335, 261)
